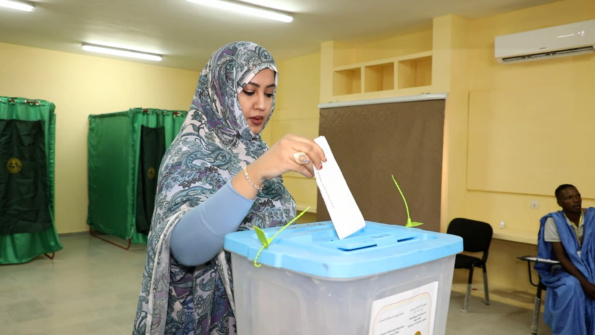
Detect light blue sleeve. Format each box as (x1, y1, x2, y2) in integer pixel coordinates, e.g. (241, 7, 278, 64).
(170, 182, 254, 266)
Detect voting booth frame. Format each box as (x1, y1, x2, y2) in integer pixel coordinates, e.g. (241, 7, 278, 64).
(0, 97, 62, 264)
(87, 108, 186, 248)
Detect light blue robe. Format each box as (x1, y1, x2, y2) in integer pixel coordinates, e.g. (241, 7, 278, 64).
(535, 208, 595, 335)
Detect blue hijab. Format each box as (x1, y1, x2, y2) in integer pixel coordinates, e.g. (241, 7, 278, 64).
(133, 41, 296, 335)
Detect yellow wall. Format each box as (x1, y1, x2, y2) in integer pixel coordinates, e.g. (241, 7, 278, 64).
(452, 0, 595, 302)
(0, 42, 199, 233)
(464, 0, 595, 225)
(337, 29, 433, 66)
(313, 0, 595, 304)
(265, 52, 321, 214)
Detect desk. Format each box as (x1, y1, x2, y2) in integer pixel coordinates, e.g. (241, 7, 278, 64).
(492, 229, 537, 245)
(517, 256, 559, 335)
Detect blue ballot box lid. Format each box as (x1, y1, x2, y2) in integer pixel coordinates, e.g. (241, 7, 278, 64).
(224, 221, 463, 279)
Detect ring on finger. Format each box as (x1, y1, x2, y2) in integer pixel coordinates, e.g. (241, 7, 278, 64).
(293, 152, 310, 165)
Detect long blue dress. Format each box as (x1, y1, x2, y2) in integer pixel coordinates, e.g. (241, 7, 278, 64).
(535, 208, 595, 335)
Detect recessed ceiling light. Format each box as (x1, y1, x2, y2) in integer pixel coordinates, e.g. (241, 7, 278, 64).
(186, 0, 293, 23)
(81, 44, 163, 62)
(0, 0, 35, 12)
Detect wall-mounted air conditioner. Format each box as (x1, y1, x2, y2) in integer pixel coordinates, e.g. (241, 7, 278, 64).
(495, 19, 595, 64)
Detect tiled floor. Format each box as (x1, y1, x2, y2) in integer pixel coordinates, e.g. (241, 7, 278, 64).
(1, 234, 146, 335)
(447, 290, 551, 335)
(1, 233, 551, 335)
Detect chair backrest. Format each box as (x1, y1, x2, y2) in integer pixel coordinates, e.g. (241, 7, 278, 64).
(447, 218, 493, 260)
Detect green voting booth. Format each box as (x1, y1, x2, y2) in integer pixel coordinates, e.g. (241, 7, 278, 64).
(0, 97, 63, 264)
(87, 108, 186, 246)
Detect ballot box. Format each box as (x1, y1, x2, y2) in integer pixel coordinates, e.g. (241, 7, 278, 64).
(224, 221, 463, 335)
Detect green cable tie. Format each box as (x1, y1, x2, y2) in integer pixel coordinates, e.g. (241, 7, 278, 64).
(391, 175, 423, 228)
(253, 207, 310, 268)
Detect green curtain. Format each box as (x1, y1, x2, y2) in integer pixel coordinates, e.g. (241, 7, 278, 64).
(0, 120, 52, 234)
(87, 108, 186, 244)
(0, 97, 62, 264)
(135, 125, 165, 235)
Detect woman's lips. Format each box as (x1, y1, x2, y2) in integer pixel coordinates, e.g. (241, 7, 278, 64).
(250, 116, 264, 125)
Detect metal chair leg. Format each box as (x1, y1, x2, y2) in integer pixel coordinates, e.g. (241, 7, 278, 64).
(462, 266, 475, 312)
(531, 295, 541, 335)
(483, 268, 490, 305)
(531, 283, 544, 335)
(463, 282, 471, 312)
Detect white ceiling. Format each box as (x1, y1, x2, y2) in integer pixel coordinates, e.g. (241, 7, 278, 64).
(0, 0, 557, 71)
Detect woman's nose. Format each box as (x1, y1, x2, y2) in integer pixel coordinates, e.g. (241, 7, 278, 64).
(255, 93, 265, 110)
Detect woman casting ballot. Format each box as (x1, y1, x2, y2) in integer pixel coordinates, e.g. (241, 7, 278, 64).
(133, 41, 326, 335)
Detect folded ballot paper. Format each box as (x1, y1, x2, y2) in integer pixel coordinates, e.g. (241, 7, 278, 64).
(314, 136, 366, 239)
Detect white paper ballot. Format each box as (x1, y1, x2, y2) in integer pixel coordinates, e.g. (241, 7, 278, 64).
(314, 136, 366, 239)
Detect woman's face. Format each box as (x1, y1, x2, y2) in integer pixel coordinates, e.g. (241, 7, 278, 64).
(238, 68, 276, 134)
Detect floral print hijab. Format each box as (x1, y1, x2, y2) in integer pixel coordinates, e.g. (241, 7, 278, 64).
(133, 41, 296, 334)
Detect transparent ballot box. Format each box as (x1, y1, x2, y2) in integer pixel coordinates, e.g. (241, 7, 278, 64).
(224, 221, 463, 335)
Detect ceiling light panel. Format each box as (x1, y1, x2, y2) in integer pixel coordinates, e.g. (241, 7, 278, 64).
(0, 0, 35, 12)
(186, 0, 293, 23)
(81, 44, 163, 62)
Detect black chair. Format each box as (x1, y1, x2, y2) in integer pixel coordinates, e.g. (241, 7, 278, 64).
(447, 218, 493, 312)
(518, 255, 560, 335)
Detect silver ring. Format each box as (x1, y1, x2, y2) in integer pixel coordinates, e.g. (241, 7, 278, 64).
(293, 152, 310, 165)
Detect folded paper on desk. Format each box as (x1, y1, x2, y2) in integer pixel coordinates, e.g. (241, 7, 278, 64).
(314, 136, 366, 239)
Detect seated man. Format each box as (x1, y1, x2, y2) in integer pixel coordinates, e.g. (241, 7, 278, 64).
(535, 184, 595, 335)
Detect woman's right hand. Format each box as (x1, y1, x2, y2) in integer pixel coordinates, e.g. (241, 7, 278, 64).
(251, 134, 327, 182)
(231, 134, 327, 199)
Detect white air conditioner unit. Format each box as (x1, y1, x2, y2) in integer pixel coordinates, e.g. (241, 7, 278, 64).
(495, 19, 595, 64)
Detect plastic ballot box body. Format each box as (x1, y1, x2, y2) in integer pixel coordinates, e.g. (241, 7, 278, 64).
(224, 221, 463, 335)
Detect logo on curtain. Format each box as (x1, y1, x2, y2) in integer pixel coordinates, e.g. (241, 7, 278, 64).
(7, 158, 23, 174)
(147, 167, 156, 179)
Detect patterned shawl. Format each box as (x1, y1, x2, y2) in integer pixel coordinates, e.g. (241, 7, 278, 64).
(133, 41, 296, 335)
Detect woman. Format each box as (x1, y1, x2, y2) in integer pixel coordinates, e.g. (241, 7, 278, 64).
(133, 41, 325, 334)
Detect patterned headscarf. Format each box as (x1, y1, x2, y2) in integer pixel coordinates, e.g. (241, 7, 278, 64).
(133, 41, 296, 335)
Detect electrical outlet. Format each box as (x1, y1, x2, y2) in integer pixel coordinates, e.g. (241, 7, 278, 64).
(530, 200, 539, 209)
(499, 221, 506, 229)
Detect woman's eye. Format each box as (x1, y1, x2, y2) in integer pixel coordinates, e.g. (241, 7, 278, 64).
(265, 93, 274, 98)
(242, 90, 255, 96)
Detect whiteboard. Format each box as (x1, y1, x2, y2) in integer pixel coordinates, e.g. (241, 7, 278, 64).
(467, 86, 595, 198)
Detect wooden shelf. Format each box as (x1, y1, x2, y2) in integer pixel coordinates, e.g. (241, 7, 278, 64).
(331, 51, 433, 98)
(365, 62, 394, 92)
(398, 55, 432, 89)
(333, 68, 361, 95)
